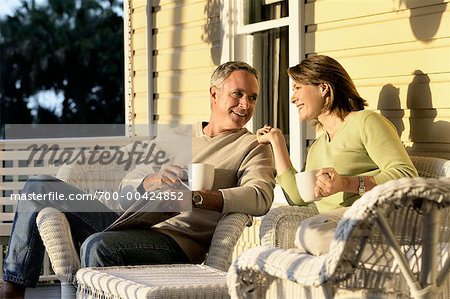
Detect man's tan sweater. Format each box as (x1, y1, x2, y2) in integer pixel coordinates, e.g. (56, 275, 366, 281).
(120, 122, 276, 262)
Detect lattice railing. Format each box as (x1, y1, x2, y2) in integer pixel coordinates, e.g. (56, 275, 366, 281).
(0, 137, 130, 281)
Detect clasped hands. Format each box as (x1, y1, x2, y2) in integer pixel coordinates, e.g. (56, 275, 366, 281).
(315, 168, 345, 198)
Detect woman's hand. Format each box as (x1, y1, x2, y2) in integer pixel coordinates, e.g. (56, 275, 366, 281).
(257, 124, 291, 176)
(256, 125, 283, 145)
(314, 168, 344, 198)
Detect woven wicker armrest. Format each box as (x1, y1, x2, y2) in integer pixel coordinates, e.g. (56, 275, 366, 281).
(36, 207, 80, 283)
(205, 213, 253, 271)
(227, 244, 327, 298)
(259, 204, 319, 249)
(410, 155, 450, 178)
(36, 207, 80, 298)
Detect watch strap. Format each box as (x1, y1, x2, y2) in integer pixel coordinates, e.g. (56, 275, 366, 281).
(358, 176, 365, 196)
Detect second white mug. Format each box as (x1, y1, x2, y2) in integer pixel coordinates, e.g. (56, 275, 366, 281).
(295, 169, 321, 203)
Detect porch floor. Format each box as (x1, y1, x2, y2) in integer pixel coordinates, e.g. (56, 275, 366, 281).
(26, 283, 60, 299)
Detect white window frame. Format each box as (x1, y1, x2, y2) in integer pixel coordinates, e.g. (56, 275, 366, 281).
(221, 0, 306, 172)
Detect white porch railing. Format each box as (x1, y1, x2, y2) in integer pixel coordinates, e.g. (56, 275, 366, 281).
(0, 136, 131, 282)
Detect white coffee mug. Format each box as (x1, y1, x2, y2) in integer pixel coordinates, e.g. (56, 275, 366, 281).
(190, 163, 215, 191)
(295, 169, 321, 203)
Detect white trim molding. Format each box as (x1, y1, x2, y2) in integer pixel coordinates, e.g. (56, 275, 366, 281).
(224, 0, 306, 169)
(123, 0, 134, 138)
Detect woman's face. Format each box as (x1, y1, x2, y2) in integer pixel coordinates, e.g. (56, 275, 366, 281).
(290, 81, 326, 121)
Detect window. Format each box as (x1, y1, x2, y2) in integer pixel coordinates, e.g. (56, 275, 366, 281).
(224, 0, 305, 169)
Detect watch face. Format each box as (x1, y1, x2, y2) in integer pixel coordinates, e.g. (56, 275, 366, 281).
(193, 194, 200, 202)
(193, 193, 203, 206)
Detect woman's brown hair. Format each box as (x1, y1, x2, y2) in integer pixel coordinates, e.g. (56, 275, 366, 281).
(288, 55, 367, 120)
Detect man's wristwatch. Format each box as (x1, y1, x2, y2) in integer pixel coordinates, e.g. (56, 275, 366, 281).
(358, 176, 365, 196)
(192, 191, 204, 208)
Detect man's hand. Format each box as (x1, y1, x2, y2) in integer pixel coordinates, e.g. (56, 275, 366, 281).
(142, 165, 187, 192)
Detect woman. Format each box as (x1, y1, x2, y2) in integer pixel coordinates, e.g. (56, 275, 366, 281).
(257, 55, 417, 255)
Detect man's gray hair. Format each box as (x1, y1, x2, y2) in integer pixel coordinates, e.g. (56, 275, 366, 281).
(210, 61, 259, 88)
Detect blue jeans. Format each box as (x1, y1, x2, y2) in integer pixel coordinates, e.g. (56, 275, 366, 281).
(3, 175, 188, 287)
(81, 230, 189, 267)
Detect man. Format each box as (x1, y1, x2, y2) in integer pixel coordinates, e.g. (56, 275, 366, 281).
(0, 61, 276, 298)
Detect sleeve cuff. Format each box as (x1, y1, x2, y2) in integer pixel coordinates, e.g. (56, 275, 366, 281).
(275, 166, 307, 206)
(275, 165, 297, 185)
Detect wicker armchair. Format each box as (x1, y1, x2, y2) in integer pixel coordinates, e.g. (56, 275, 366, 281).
(36, 143, 252, 298)
(227, 156, 450, 299)
(260, 156, 450, 250)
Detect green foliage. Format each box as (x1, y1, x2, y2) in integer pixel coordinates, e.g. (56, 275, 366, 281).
(0, 0, 124, 137)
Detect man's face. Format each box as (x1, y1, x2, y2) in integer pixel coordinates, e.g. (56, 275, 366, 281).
(210, 70, 259, 130)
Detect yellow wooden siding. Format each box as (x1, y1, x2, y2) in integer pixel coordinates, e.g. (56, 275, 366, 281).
(305, 0, 446, 25)
(131, 28, 147, 50)
(155, 69, 213, 94)
(154, 99, 210, 116)
(154, 0, 218, 28)
(305, 7, 450, 53)
(356, 73, 450, 109)
(129, 0, 219, 129)
(131, 6, 147, 29)
(155, 21, 221, 50)
(156, 114, 211, 125)
(154, 47, 220, 72)
(130, 0, 146, 8)
(305, 0, 450, 159)
(328, 41, 450, 78)
(133, 70, 148, 94)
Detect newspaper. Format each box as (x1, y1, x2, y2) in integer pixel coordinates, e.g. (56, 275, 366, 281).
(104, 207, 180, 231)
(105, 181, 191, 231)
